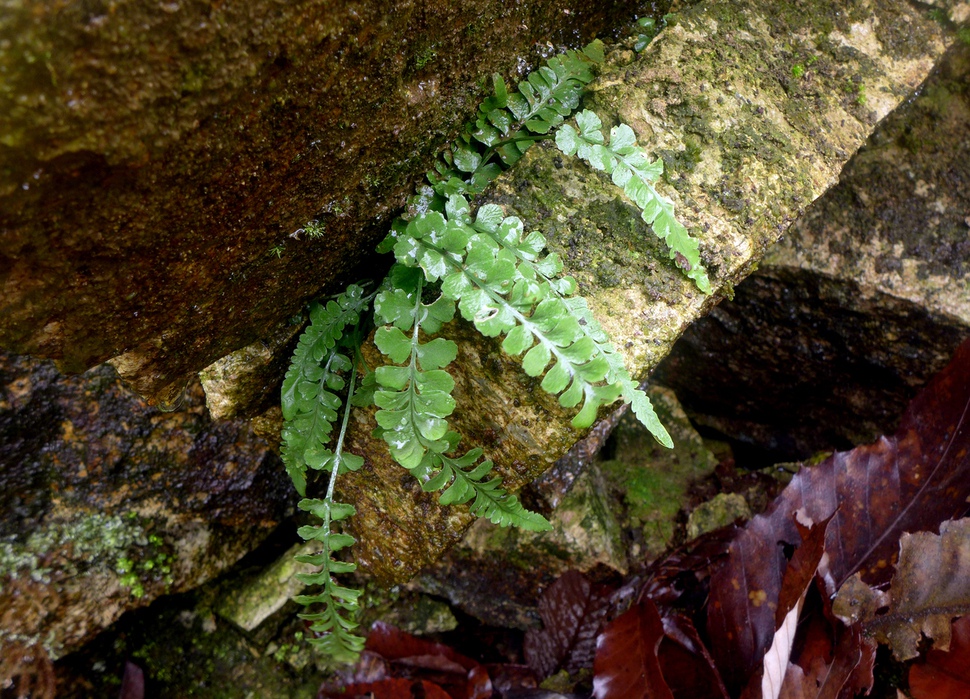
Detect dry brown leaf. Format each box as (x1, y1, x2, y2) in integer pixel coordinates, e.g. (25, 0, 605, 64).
(834, 518, 970, 660)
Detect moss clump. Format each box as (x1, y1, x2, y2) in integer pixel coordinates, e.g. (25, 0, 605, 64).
(0, 512, 147, 584)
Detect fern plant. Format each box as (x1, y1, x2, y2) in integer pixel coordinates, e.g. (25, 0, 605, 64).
(281, 31, 711, 663)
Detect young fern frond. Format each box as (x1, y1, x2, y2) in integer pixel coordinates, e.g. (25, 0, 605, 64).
(292, 354, 366, 663)
(281, 285, 372, 496)
(278, 289, 368, 662)
(428, 41, 604, 199)
(556, 110, 712, 294)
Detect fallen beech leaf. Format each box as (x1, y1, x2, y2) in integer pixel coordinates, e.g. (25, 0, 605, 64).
(834, 518, 970, 660)
(592, 598, 673, 699)
(706, 515, 787, 693)
(466, 665, 493, 699)
(759, 598, 803, 699)
(771, 610, 874, 699)
(738, 515, 831, 699)
(118, 661, 145, 699)
(592, 602, 728, 698)
(366, 621, 479, 671)
(348, 622, 488, 699)
(657, 614, 729, 699)
(707, 338, 970, 692)
(909, 616, 970, 698)
(319, 677, 453, 699)
(638, 524, 736, 610)
(524, 570, 613, 677)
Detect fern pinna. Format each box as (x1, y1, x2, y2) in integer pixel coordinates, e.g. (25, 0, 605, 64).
(280, 33, 711, 663)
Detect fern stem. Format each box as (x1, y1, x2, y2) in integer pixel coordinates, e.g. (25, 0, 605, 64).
(296, 355, 364, 659)
(407, 274, 438, 455)
(479, 133, 550, 164)
(328, 359, 359, 504)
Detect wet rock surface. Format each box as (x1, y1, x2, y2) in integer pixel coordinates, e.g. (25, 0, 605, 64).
(0, 0, 643, 405)
(1, 3, 968, 695)
(409, 387, 722, 630)
(46, 385, 730, 698)
(0, 352, 291, 659)
(655, 42, 970, 462)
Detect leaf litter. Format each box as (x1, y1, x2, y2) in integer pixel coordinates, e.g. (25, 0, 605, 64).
(321, 338, 970, 698)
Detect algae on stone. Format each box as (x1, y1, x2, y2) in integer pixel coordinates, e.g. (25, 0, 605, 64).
(598, 386, 718, 561)
(686, 492, 752, 540)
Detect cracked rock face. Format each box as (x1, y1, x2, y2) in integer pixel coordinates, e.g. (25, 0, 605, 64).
(655, 43, 970, 461)
(337, 0, 960, 584)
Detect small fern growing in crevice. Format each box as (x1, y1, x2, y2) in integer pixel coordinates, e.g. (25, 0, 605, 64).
(281, 32, 710, 663)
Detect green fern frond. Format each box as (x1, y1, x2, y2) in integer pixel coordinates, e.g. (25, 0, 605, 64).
(373, 269, 460, 473)
(281, 285, 371, 496)
(426, 40, 604, 200)
(419, 432, 552, 531)
(556, 110, 712, 294)
(294, 494, 364, 663)
(290, 330, 366, 663)
(391, 195, 667, 440)
(279, 39, 699, 665)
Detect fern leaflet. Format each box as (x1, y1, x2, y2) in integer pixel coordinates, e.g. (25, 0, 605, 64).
(556, 109, 712, 294)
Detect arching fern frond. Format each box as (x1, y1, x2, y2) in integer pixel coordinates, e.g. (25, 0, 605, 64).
(391, 194, 671, 445)
(556, 110, 712, 294)
(421, 432, 552, 531)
